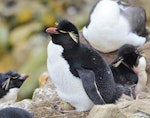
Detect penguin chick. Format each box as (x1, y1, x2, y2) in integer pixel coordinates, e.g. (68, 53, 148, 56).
(135, 57, 147, 99)
(0, 107, 33, 118)
(82, 0, 146, 53)
(0, 70, 28, 103)
(109, 44, 142, 85)
(46, 19, 123, 111)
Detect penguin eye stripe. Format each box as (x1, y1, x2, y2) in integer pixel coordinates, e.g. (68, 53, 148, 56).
(7, 75, 19, 79)
(12, 76, 19, 79)
(58, 30, 68, 34)
(58, 30, 78, 43)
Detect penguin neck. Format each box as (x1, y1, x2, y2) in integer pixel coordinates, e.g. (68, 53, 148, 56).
(0, 88, 9, 98)
(47, 41, 79, 62)
(51, 37, 80, 51)
(121, 61, 133, 71)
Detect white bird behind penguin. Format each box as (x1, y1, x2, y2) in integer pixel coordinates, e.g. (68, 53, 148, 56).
(83, 0, 146, 53)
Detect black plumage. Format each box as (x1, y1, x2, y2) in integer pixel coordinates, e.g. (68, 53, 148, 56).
(0, 70, 28, 99)
(109, 44, 142, 85)
(46, 19, 123, 105)
(0, 107, 33, 118)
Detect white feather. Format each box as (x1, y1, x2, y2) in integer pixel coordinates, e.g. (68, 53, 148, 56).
(83, 0, 146, 53)
(47, 41, 94, 111)
(135, 57, 147, 98)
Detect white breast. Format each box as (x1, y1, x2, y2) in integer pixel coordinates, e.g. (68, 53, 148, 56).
(0, 88, 19, 103)
(47, 41, 94, 111)
(83, 0, 146, 53)
(135, 57, 147, 99)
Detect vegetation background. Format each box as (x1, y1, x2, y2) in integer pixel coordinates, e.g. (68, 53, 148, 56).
(0, 0, 150, 81)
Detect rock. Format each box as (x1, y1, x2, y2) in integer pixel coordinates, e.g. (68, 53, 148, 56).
(116, 94, 134, 103)
(117, 99, 150, 117)
(0, 99, 33, 112)
(32, 87, 57, 103)
(87, 104, 127, 118)
(32, 74, 59, 104)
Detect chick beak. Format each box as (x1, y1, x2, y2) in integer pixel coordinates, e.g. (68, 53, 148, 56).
(19, 74, 29, 80)
(133, 66, 138, 75)
(46, 27, 58, 35)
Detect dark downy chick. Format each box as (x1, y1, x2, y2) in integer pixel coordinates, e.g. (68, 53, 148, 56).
(109, 44, 143, 86)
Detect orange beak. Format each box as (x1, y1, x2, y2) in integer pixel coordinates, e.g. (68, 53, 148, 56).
(19, 74, 29, 80)
(46, 27, 58, 34)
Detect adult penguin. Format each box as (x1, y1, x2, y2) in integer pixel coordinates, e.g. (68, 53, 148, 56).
(109, 44, 143, 85)
(46, 19, 123, 111)
(83, 0, 146, 53)
(0, 70, 28, 103)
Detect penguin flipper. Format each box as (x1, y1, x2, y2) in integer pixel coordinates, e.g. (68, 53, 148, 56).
(121, 6, 146, 36)
(76, 69, 105, 104)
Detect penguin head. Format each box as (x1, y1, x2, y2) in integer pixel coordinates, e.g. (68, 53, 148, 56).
(46, 19, 79, 50)
(117, 44, 142, 67)
(0, 70, 28, 91)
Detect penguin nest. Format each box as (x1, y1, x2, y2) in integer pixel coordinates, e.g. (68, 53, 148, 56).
(31, 101, 88, 118)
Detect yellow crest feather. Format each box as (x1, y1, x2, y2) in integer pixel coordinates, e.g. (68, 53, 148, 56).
(68, 32, 78, 43)
(113, 59, 123, 67)
(58, 29, 78, 43)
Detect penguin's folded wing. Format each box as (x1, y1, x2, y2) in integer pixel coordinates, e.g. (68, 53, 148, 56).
(76, 69, 105, 104)
(121, 6, 146, 36)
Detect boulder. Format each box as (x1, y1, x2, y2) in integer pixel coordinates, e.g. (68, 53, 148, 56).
(87, 104, 127, 118)
(117, 99, 150, 117)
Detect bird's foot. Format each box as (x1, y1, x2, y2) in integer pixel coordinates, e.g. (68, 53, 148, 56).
(54, 101, 75, 113)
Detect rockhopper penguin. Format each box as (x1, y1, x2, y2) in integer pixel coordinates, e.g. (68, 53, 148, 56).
(109, 44, 143, 85)
(46, 19, 123, 111)
(83, 0, 146, 53)
(0, 70, 28, 103)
